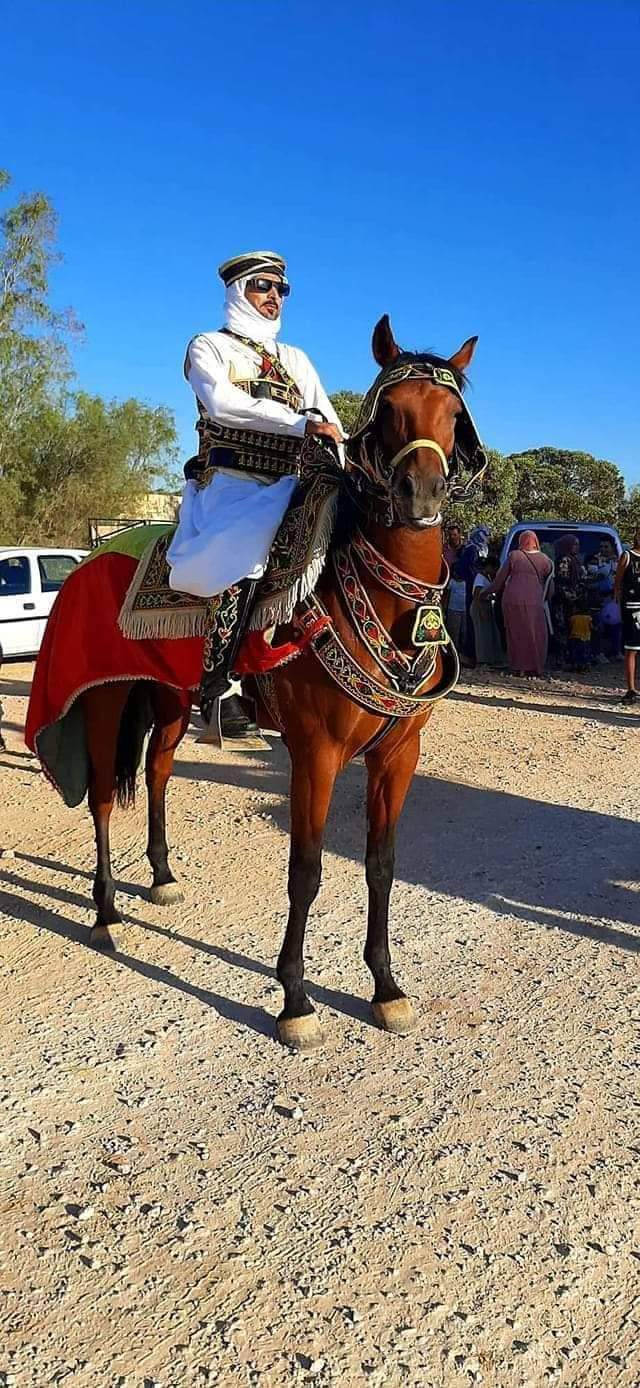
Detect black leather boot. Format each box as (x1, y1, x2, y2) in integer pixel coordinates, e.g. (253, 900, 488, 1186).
(220, 692, 259, 737)
(199, 579, 257, 724)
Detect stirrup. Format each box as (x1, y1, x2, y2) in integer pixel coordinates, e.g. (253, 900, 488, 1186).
(196, 694, 271, 753)
(197, 696, 223, 747)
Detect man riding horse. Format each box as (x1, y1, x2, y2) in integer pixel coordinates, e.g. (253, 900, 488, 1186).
(167, 250, 344, 737)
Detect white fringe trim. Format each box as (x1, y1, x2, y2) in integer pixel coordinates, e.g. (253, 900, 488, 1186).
(118, 534, 208, 641)
(249, 490, 338, 631)
(118, 606, 209, 641)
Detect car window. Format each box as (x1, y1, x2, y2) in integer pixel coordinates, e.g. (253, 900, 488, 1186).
(0, 556, 31, 597)
(37, 553, 79, 593)
(508, 529, 617, 563)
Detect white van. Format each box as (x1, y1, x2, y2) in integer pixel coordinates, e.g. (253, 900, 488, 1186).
(0, 547, 87, 659)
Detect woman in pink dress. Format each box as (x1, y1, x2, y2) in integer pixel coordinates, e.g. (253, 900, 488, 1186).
(486, 531, 553, 676)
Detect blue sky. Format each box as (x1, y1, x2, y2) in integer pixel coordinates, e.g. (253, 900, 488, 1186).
(2, 0, 639, 482)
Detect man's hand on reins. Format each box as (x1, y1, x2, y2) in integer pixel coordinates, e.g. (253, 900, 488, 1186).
(304, 420, 344, 444)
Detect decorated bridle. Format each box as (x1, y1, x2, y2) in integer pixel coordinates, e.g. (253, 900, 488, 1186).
(345, 354, 488, 527)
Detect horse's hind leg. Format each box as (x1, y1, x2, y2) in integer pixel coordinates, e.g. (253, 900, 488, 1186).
(276, 746, 339, 1051)
(364, 729, 422, 1035)
(146, 686, 191, 905)
(84, 683, 132, 950)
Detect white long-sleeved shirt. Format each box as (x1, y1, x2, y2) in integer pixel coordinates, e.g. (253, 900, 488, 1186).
(166, 331, 343, 598)
(186, 330, 342, 437)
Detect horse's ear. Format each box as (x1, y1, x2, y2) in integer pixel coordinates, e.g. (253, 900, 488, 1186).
(372, 315, 401, 367)
(449, 335, 478, 371)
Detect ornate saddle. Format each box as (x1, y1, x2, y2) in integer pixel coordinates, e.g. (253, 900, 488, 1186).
(118, 425, 342, 646)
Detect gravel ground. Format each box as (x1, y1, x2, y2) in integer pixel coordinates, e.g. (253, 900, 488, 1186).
(0, 660, 638, 1388)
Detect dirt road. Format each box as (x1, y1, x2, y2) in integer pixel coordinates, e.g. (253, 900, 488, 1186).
(1, 661, 638, 1387)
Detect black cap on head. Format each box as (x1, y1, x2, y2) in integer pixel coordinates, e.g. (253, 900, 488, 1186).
(218, 250, 287, 287)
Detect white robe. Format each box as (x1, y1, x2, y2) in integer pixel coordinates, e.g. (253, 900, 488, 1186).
(166, 332, 342, 598)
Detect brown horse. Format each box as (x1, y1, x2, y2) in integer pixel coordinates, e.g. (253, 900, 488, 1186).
(79, 315, 481, 1049)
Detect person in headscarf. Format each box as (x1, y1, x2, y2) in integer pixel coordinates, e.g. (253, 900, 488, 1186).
(550, 533, 586, 667)
(166, 251, 344, 732)
(484, 530, 553, 677)
(455, 525, 490, 663)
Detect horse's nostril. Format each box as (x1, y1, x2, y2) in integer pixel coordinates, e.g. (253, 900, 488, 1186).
(401, 475, 415, 498)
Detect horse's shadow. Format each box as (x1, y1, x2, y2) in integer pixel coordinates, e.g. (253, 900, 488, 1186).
(0, 883, 277, 1040)
(171, 741, 640, 948)
(0, 676, 34, 697)
(6, 742, 639, 1041)
(0, 862, 374, 1034)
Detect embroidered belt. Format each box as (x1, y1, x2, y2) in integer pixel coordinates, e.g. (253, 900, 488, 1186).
(185, 419, 306, 485)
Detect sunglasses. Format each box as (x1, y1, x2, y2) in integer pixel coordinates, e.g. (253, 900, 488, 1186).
(246, 277, 291, 298)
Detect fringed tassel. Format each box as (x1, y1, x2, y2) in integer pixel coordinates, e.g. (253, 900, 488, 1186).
(118, 606, 209, 641)
(248, 491, 338, 631)
(117, 533, 208, 641)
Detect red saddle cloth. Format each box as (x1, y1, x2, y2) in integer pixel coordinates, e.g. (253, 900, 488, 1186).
(25, 533, 329, 801)
(25, 548, 204, 761)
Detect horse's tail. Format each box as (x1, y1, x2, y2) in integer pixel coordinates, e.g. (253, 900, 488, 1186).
(115, 682, 154, 808)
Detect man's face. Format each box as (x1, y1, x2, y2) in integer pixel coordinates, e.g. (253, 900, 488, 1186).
(244, 276, 286, 321)
(448, 526, 461, 548)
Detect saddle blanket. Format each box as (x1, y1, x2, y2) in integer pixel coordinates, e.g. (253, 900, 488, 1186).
(25, 526, 204, 805)
(118, 456, 342, 642)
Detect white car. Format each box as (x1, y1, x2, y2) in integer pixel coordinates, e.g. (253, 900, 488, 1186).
(0, 546, 87, 659)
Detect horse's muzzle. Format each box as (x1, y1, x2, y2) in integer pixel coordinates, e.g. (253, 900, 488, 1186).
(392, 461, 447, 525)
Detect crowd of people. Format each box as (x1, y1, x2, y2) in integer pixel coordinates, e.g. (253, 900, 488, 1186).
(443, 522, 640, 703)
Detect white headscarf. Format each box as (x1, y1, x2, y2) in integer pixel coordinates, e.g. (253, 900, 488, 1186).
(222, 274, 281, 346)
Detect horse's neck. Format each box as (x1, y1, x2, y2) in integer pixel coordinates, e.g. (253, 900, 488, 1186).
(365, 522, 445, 588)
(350, 521, 445, 648)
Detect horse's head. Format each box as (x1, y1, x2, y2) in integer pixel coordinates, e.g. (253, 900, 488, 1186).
(346, 315, 483, 529)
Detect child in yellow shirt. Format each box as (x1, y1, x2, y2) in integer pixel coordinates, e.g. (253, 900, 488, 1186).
(568, 606, 593, 671)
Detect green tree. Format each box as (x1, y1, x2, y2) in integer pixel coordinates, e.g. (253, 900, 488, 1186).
(0, 171, 178, 545)
(509, 446, 626, 524)
(329, 390, 364, 434)
(619, 484, 640, 544)
(6, 394, 177, 546)
(445, 448, 517, 538)
(0, 170, 80, 447)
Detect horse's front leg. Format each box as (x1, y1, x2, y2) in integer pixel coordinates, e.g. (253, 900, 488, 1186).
(276, 746, 339, 1051)
(364, 726, 422, 1034)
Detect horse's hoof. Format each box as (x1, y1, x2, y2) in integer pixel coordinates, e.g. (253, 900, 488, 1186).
(90, 925, 117, 952)
(149, 881, 184, 906)
(372, 997, 416, 1035)
(277, 1012, 324, 1052)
